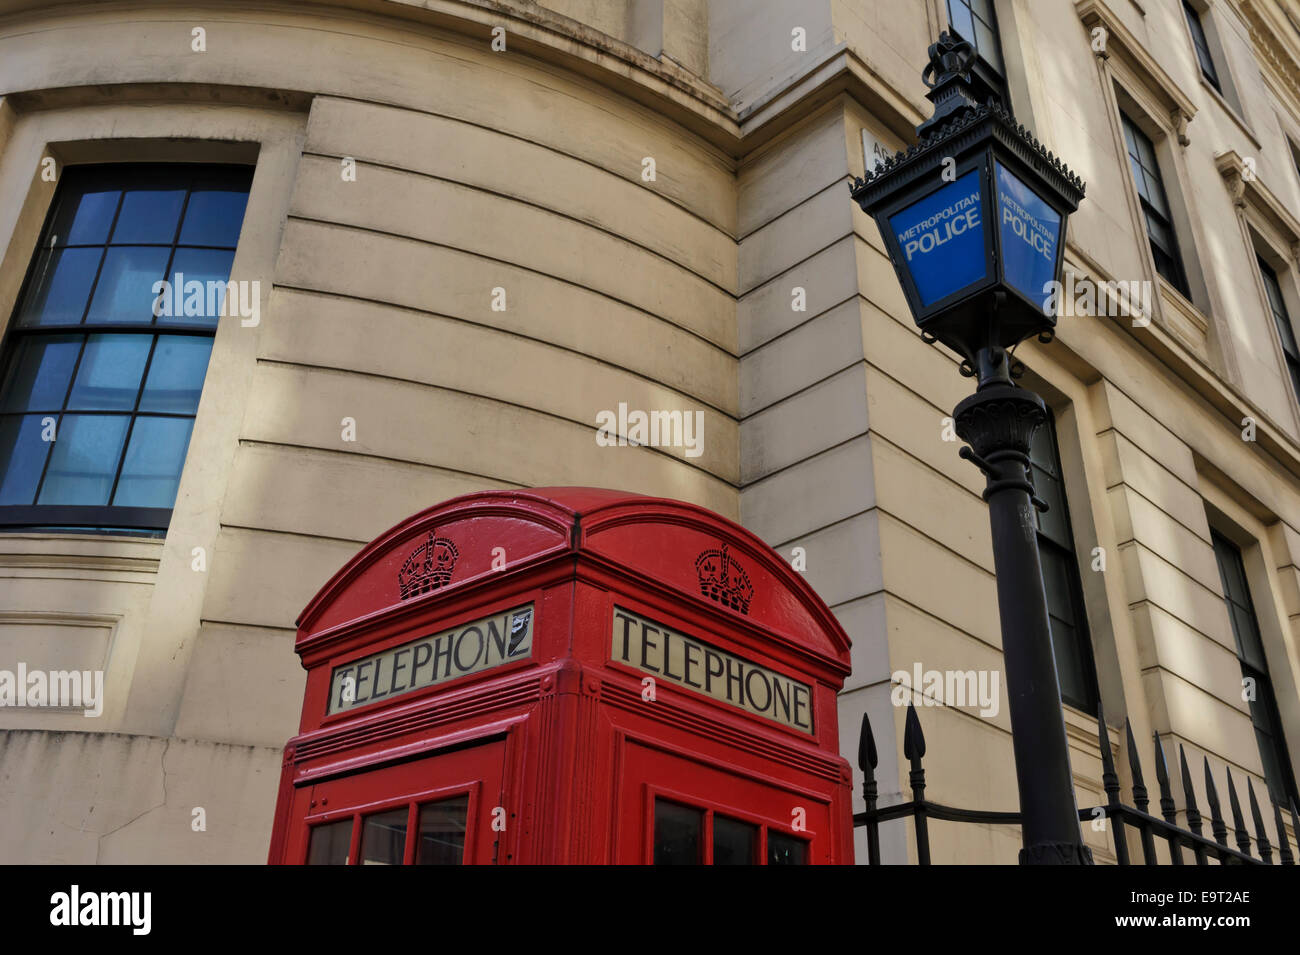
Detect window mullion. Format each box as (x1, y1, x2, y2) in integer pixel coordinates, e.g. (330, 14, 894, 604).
(30, 331, 89, 506)
(105, 333, 161, 507)
(28, 410, 65, 506)
(103, 178, 196, 509)
(75, 190, 127, 326)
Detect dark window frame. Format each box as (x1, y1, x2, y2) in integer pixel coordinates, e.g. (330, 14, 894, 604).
(1210, 530, 1300, 809)
(305, 791, 471, 866)
(651, 796, 807, 866)
(0, 163, 252, 534)
(1256, 255, 1300, 407)
(1183, 1, 1222, 92)
(1029, 411, 1101, 713)
(1289, 138, 1300, 192)
(946, 0, 1008, 96)
(1120, 113, 1191, 299)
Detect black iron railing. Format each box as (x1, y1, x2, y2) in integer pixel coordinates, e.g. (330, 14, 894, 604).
(854, 702, 1300, 865)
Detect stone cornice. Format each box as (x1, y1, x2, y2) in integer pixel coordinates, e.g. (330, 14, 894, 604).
(0, 0, 743, 147)
(0, 0, 929, 161)
(1239, 0, 1300, 123)
(738, 48, 927, 151)
(1076, 0, 1196, 143)
(1217, 149, 1300, 260)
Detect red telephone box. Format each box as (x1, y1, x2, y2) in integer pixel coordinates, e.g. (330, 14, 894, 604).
(268, 487, 854, 864)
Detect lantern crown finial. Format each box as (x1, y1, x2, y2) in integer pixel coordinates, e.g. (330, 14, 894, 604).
(921, 32, 975, 90)
(917, 31, 1004, 137)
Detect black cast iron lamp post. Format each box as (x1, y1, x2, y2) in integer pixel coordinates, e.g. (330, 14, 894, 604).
(850, 33, 1092, 865)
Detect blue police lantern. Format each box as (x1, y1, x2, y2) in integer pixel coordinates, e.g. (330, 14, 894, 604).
(851, 34, 1097, 868)
(851, 33, 1083, 372)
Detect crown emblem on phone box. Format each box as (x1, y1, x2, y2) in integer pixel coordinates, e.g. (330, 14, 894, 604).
(398, 530, 460, 600)
(695, 543, 753, 614)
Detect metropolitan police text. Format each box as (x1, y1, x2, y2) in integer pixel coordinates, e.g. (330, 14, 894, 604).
(897, 189, 980, 261)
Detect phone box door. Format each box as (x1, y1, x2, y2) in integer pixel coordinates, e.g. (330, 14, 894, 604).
(288, 738, 507, 865)
(616, 740, 834, 865)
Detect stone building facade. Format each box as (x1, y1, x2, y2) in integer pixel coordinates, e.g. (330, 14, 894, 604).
(0, 0, 1298, 864)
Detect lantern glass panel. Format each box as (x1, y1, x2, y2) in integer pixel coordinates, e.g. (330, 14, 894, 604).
(993, 161, 1062, 311)
(886, 168, 987, 307)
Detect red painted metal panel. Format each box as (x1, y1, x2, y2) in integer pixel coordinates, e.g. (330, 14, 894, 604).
(284, 740, 507, 865)
(270, 488, 855, 865)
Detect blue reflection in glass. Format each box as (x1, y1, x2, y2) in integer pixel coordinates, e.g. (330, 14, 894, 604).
(0, 414, 52, 505)
(139, 337, 213, 415)
(112, 417, 195, 507)
(66, 334, 151, 411)
(52, 188, 121, 246)
(110, 189, 186, 245)
(36, 413, 130, 505)
(18, 248, 103, 326)
(85, 247, 172, 324)
(179, 190, 249, 248)
(0, 336, 81, 412)
(165, 249, 236, 325)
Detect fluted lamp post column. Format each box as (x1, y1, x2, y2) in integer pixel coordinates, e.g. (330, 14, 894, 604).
(850, 33, 1092, 864)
